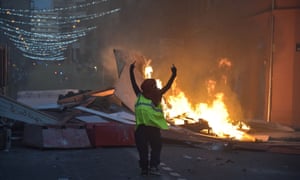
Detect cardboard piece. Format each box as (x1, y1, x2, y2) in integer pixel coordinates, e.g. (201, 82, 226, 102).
(113, 49, 146, 112)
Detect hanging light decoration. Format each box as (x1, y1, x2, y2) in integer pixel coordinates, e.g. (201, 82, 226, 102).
(0, 0, 121, 61)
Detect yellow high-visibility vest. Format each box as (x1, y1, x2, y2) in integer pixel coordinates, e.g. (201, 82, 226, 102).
(134, 94, 169, 130)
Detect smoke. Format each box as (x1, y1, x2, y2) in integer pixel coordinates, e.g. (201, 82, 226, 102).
(95, 0, 267, 120)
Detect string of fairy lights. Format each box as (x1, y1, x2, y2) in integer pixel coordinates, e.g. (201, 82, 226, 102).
(0, 0, 121, 61)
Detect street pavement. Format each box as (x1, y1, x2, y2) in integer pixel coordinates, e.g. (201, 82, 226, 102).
(1, 140, 300, 180)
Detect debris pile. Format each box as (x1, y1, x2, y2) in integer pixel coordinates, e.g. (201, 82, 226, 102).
(1, 49, 300, 154)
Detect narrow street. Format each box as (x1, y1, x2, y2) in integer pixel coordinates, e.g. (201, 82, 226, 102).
(1, 140, 300, 180)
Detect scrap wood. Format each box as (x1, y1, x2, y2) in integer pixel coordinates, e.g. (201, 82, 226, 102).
(250, 134, 270, 142)
(57, 88, 113, 105)
(162, 129, 212, 144)
(43, 96, 96, 111)
(92, 89, 115, 97)
(162, 126, 234, 144)
(40, 106, 88, 126)
(161, 121, 300, 155)
(162, 126, 300, 154)
(57, 90, 91, 104)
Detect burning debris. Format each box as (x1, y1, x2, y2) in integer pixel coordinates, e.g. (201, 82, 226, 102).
(2, 49, 299, 152)
(139, 55, 255, 142)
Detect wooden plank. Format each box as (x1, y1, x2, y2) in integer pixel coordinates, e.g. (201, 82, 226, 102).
(57, 88, 113, 105)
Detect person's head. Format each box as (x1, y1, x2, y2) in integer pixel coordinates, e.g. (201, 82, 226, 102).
(141, 79, 161, 105)
(141, 79, 157, 93)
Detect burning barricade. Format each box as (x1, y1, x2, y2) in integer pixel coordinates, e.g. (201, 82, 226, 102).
(4, 48, 297, 151)
(126, 51, 256, 142)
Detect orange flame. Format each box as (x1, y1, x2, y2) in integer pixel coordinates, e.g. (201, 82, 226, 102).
(144, 61, 255, 142)
(196, 93, 251, 140)
(144, 59, 153, 79)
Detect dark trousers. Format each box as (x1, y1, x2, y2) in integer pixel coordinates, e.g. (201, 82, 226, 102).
(135, 125, 162, 170)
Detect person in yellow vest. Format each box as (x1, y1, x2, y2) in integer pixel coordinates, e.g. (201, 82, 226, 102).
(129, 61, 177, 176)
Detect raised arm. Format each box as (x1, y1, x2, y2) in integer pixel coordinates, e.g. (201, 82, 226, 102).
(129, 62, 141, 96)
(160, 64, 177, 94)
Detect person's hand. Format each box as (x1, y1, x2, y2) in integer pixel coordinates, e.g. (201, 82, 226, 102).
(130, 61, 136, 71)
(171, 64, 177, 76)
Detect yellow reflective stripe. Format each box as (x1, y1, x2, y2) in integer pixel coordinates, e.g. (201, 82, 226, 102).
(135, 102, 163, 113)
(135, 94, 163, 113)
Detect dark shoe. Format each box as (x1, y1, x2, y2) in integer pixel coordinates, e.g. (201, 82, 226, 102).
(141, 168, 148, 176)
(149, 167, 161, 176)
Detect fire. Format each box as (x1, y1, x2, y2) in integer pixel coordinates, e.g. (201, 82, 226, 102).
(165, 91, 193, 119)
(144, 59, 153, 79)
(144, 66, 153, 79)
(143, 61, 255, 142)
(195, 93, 251, 140)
